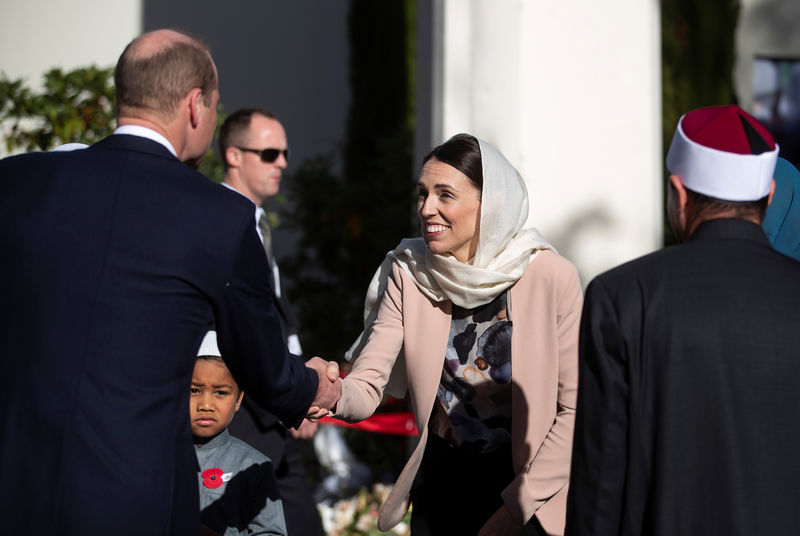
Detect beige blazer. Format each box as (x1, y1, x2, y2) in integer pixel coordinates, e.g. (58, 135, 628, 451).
(335, 249, 582, 535)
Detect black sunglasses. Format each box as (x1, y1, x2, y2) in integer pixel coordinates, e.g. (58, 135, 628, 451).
(236, 147, 290, 163)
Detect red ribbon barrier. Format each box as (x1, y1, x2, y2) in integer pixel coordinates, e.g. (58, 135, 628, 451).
(319, 412, 418, 436)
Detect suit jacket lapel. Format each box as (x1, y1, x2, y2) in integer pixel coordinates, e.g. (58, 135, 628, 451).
(406, 297, 451, 430)
(378, 291, 450, 530)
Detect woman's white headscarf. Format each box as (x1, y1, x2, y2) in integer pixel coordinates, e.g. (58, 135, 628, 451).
(345, 138, 552, 393)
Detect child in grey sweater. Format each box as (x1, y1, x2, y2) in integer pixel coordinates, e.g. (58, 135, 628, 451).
(193, 330, 287, 536)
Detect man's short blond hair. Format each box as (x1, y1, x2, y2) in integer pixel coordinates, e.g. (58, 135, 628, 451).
(115, 30, 217, 120)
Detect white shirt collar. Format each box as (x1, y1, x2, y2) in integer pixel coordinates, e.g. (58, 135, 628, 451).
(113, 125, 177, 157)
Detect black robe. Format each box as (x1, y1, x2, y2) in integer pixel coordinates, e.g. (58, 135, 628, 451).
(566, 218, 800, 535)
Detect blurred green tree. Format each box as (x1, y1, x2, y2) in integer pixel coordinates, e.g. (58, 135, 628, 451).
(661, 0, 740, 243)
(0, 65, 226, 181)
(0, 66, 116, 152)
(283, 0, 417, 360)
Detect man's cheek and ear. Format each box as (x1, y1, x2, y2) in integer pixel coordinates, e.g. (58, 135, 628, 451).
(234, 389, 244, 413)
(667, 175, 690, 242)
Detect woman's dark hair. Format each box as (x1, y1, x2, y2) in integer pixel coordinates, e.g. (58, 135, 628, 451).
(423, 133, 483, 192)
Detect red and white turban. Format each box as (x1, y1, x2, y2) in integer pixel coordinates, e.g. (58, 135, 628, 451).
(666, 105, 779, 201)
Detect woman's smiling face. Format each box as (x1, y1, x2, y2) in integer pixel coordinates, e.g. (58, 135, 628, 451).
(417, 158, 482, 263)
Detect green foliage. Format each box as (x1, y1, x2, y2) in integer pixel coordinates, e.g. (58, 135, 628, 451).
(0, 65, 227, 189)
(197, 108, 229, 184)
(0, 66, 116, 152)
(661, 0, 740, 243)
(284, 0, 416, 360)
(662, 0, 740, 137)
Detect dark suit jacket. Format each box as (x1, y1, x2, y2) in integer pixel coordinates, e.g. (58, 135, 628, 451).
(267, 258, 300, 347)
(566, 219, 800, 535)
(0, 134, 319, 535)
(227, 213, 324, 536)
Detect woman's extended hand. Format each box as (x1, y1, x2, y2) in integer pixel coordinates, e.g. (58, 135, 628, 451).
(477, 504, 523, 536)
(305, 405, 328, 422)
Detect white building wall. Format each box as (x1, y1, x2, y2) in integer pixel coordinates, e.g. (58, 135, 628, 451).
(0, 0, 141, 157)
(0, 0, 141, 83)
(439, 0, 662, 284)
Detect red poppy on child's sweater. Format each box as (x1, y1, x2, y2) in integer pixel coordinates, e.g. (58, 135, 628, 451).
(201, 467, 224, 489)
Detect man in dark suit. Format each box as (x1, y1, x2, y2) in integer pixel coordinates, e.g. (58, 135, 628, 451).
(218, 108, 325, 535)
(566, 105, 800, 535)
(0, 29, 340, 535)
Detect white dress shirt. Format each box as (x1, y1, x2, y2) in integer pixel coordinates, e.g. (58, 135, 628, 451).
(114, 125, 177, 157)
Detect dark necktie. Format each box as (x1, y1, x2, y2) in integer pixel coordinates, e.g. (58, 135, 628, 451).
(257, 212, 276, 268)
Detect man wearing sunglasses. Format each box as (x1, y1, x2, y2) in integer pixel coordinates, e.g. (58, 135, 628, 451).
(218, 108, 325, 536)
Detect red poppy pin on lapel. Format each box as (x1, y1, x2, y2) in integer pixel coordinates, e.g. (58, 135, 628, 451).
(201, 467, 232, 489)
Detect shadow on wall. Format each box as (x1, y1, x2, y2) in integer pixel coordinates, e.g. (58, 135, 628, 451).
(546, 205, 617, 287)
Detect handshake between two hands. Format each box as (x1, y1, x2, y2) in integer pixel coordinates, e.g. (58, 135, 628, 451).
(304, 357, 341, 422)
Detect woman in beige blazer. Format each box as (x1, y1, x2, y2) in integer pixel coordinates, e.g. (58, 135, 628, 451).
(331, 134, 582, 535)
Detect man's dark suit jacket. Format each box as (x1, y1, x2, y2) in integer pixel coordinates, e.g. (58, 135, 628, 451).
(566, 219, 800, 535)
(228, 208, 324, 536)
(0, 134, 319, 535)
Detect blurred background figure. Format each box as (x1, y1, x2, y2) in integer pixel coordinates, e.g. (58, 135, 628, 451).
(312, 424, 373, 504)
(50, 142, 89, 151)
(762, 156, 800, 261)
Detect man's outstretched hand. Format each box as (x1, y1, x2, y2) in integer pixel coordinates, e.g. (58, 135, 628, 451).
(305, 357, 341, 421)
